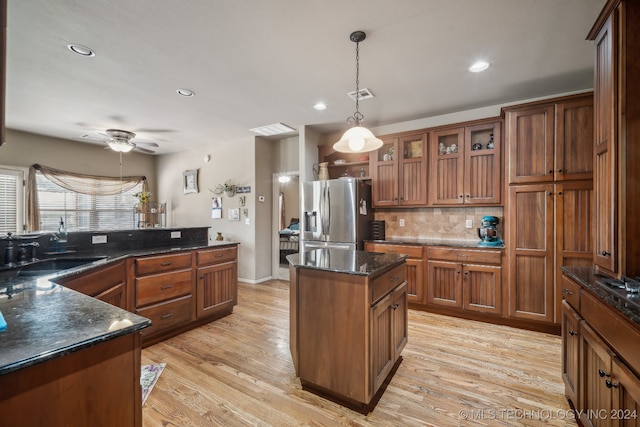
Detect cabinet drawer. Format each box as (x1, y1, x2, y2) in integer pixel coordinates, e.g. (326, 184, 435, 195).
(371, 264, 407, 305)
(365, 243, 423, 259)
(135, 252, 192, 275)
(581, 291, 640, 375)
(427, 247, 502, 265)
(136, 269, 192, 308)
(136, 295, 193, 337)
(197, 246, 237, 266)
(560, 275, 580, 310)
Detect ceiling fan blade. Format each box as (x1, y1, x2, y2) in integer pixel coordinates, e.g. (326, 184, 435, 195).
(137, 141, 159, 147)
(134, 147, 156, 154)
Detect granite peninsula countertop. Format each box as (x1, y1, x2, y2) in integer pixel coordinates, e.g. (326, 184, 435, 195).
(287, 248, 407, 277)
(561, 266, 640, 327)
(366, 238, 505, 249)
(0, 240, 239, 376)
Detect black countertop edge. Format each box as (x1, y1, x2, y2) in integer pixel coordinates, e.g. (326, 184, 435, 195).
(287, 249, 407, 277)
(365, 238, 505, 249)
(0, 319, 151, 376)
(561, 266, 640, 327)
(0, 226, 211, 239)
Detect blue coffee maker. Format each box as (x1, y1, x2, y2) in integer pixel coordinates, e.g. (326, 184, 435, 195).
(477, 216, 503, 247)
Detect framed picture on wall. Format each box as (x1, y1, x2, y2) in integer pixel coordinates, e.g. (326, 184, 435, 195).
(183, 169, 199, 194)
(228, 208, 240, 221)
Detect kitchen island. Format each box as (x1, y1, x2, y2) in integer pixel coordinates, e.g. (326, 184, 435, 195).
(287, 248, 408, 413)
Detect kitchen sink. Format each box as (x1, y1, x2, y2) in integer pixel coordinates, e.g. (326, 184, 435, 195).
(1, 257, 106, 278)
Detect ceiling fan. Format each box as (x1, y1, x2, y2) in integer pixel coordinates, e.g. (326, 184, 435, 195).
(100, 129, 159, 154)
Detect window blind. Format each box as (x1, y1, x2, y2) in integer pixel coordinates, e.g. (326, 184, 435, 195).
(36, 172, 142, 231)
(0, 168, 21, 233)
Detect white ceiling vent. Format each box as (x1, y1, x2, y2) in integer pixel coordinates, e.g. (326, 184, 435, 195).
(348, 88, 374, 101)
(249, 122, 296, 136)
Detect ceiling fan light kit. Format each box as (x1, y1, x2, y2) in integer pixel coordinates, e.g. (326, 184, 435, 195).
(333, 30, 383, 154)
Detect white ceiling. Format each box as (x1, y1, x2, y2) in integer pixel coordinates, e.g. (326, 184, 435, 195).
(5, 0, 605, 155)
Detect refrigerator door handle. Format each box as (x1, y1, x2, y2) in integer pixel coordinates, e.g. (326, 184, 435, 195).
(323, 184, 330, 235)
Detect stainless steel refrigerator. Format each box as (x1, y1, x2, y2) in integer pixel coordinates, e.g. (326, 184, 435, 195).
(300, 177, 372, 252)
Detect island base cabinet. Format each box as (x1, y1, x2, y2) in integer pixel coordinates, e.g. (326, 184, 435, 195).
(196, 247, 238, 319)
(0, 333, 142, 427)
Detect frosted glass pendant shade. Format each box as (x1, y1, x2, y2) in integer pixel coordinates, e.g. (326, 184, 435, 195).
(333, 126, 383, 153)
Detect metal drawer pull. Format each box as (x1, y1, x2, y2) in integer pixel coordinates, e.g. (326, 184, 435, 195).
(215, 253, 224, 258)
(391, 303, 400, 310)
(605, 380, 618, 389)
(160, 313, 174, 320)
(390, 276, 399, 283)
(598, 369, 610, 378)
(569, 330, 578, 336)
(160, 261, 173, 266)
(601, 251, 610, 256)
(160, 284, 173, 290)
(562, 289, 573, 295)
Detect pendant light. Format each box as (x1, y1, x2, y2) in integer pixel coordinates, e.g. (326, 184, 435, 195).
(333, 31, 383, 154)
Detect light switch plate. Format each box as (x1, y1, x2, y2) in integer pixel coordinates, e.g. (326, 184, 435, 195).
(399, 219, 405, 227)
(466, 219, 473, 228)
(171, 231, 181, 239)
(92, 235, 107, 244)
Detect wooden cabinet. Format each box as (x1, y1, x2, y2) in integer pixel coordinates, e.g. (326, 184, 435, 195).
(134, 251, 194, 340)
(426, 247, 502, 315)
(372, 133, 427, 207)
(290, 261, 407, 410)
(56, 260, 128, 310)
(429, 119, 502, 206)
(562, 273, 640, 426)
(504, 93, 593, 185)
(1, 0, 5, 146)
(588, 0, 640, 278)
(195, 246, 238, 319)
(364, 242, 424, 304)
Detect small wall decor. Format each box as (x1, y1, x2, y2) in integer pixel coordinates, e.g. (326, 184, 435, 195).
(211, 196, 222, 219)
(183, 169, 199, 194)
(228, 208, 240, 221)
(238, 196, 245, 207)
(211, 180, 236, 197)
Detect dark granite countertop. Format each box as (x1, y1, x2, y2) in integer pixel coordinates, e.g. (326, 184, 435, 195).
(366, 238, 504, 249)
(561, 266, 640, 327)
(0, 240, 239, 376)
(287, 248, 407, 277)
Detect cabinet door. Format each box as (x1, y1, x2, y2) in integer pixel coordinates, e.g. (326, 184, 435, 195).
(196, 262, 238, 318)
(580, 321, 613, 427)
(372, 137, 399, 207)
(95, 283, 127, 309)
(593, 12, 617, 275)
(555, 181, 593, 321)
(462, 264, 501, 315)
(465, 121, 502, 204)
(506, 105, 555, 184)
(562, 300, 582, 408)
(391, 282, 408, 357)
(611, 357, 640, 427)
(427, 260, 462, 308)
(507, 184, 555, 322)
(371, 292, 394, 393)
(398, 133, 427, 206)
(555, 96, 594, 181)
(429, 127, 464, 205)
(406, 257, 425, 304)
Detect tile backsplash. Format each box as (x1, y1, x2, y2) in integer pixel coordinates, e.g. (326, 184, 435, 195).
(374, 206, 504, 242)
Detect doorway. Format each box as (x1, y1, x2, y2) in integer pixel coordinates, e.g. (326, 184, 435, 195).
(272, 172, 299, 281)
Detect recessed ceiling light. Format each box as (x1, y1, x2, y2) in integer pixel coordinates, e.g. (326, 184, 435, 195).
(313, 102, 327, 111)
(177, 88, 195, 97)
(469, 61, 490, 73)
(250, 123, 296, 136)
(67, 44, 95, 57)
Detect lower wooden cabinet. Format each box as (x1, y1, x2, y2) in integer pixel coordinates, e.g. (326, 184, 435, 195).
(562, 274, 640, 427)
(196, 246, 238, 319)
(56, 260, 128, 310)
(426, 247, 502, 315)
(364, 242, 424, 303)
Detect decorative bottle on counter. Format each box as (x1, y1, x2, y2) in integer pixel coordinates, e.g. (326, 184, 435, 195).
(216, 232, 224, 241)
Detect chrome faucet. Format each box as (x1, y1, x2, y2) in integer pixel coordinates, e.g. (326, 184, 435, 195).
(18, 242, 40, 262)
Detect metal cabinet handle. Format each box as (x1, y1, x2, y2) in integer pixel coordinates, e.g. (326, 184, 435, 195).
(160, 284, 173, 290)
(160, 313, 174, 320)
(215, 253, 224, 258)
(562, 288, 573, 295)
(549, 170, 553, 174)
(199, 275, 205, 280)
(601, 251, 610, 256)
(160, 261, 173, 266)
(390, 276, 399, 283)
(558, 169, 563, 173)
(391, 303, 400, 310)
(598, 369, 610, 378)
(569, 330, 578, 336)
(605, 379, 618, 389)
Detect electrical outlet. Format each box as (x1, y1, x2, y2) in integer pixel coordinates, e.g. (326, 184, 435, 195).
(399, 219, 405, 227)
(92, 235, 107, 244)
(171, 231, 181, 239)
(466, 219, 473, 228)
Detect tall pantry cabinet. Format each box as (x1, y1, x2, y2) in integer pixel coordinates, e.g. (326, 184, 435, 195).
(503, 93, 594, 325)
(587, 0, 640, 279)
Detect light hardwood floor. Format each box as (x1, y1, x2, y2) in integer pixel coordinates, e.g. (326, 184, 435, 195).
(142, 280, 577, 426)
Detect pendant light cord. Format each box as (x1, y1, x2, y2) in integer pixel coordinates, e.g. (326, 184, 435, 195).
(347, 31, 366, 126)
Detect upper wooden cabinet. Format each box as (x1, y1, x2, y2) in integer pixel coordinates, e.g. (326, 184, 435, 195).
(1, 0, 6, 146)
(504, 93, 593, 185)
(428, 119, 502, 206)
(587, 0, 640, 278)
(371, 132, 427, 207)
